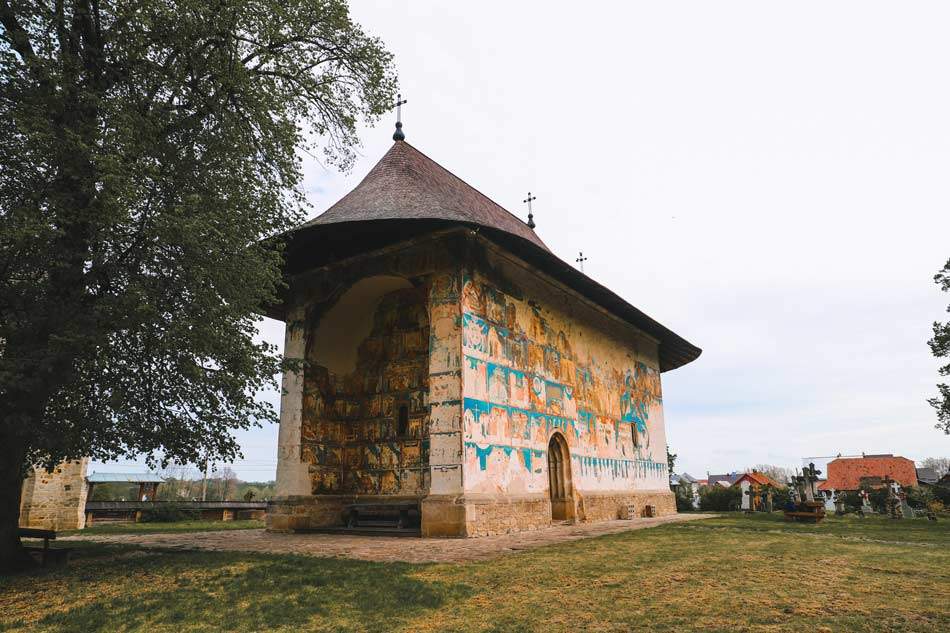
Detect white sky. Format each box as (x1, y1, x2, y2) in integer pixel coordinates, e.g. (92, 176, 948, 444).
(94, 1, 950, 481)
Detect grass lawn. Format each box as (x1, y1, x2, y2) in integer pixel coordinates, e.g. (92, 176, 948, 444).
(60, 520, 265, 537)
(2, 513, 947, 632)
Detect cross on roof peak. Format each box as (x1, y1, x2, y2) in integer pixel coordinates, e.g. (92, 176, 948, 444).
(576, 251, 588, 272)
(393, 93, 408, 141)
(523, 192, 536, 229)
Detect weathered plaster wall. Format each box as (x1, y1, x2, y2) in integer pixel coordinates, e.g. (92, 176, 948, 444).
(460, 245, 672, 527)
(19, 459, 89, 531)
(420, 271, 467, 536)
(274, 305, 311, 499)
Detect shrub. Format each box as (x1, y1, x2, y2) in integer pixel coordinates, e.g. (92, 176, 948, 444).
(699, 485, 742, 511)
(675, 484, 695, 511)
(932, 485, 950, 507)
(863, 485, 889, 513)
(139, 505, 201, 523)
(770, 486, 792, 510)
(838, 490, 865, 512)
(905, 486, 935, 511)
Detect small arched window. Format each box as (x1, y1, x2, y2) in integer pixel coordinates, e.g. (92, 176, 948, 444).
(397, 404, 409, 437)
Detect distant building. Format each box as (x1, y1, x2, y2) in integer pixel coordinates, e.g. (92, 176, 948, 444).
(916, 467, 941, 486)
(673, 473, 702, 509)
(707, 472, 740, 488)
(732, 472, 784, 510)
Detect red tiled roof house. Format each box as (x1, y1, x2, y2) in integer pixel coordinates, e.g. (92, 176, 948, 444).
(732, 471, 784, 511)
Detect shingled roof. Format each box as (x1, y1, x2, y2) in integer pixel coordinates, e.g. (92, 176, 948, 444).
(300, 141, 548, 251)
(281, 140, 702, 372)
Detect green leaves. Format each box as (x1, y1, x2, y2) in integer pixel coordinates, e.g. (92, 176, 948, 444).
(0, 1, 396, 470)
(930, 259, 950, 434)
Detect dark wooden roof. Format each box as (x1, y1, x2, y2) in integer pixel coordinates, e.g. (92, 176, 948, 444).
(280, 141, 702, 372)
(300, 141, 549, 251)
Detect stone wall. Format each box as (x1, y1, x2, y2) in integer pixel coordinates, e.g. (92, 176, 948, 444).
(462, 493, 552, 536)
(267, 495, 348, 532)
(19, 459, 89, 531)
(576, 490, 676, 522)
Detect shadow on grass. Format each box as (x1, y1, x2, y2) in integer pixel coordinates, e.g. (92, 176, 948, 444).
(25, 548, 473, 633)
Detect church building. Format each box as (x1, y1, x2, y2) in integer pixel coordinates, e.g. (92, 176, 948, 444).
(267, 122, 701, 537)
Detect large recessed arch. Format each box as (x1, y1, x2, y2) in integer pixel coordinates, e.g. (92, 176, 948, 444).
(309, 275, 413, 375)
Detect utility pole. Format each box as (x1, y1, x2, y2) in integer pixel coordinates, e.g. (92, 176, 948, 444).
(201, 460, 209, 502)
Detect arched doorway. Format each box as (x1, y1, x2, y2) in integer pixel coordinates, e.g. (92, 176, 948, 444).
(547, 433, 574, 521)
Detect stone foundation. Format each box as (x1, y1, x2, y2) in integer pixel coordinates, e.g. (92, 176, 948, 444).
(267, 495, 347, 532)
(420, 495, 467, 537)
(462, 493, 552, 537)
(576, 490, 676, 522)
(19, 459, 89, 531)
(267, 494, 424, 532)
(271, 490, 675, 536)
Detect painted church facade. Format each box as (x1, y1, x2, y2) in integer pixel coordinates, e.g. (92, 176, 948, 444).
(267, 137, 700, 537)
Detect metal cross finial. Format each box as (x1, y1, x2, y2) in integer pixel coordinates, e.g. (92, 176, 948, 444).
(393, 93, 408, 141)
(576, 251, 588, 272)
(523, 192, 536, 229)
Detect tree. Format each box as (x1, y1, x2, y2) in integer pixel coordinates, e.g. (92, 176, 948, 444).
(698, 485, 741, 512)
(674, 482, 694, 512)
(0, 0, 395, 569)
(747, 464, 794, 485)
(929, 259, 950, 434)
(667, 448, 677, 485)
(218, 466, 237, 501)
(920, 457, 950, 477)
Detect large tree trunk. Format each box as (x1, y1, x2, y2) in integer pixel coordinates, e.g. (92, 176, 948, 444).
(0, 435, 30, 572)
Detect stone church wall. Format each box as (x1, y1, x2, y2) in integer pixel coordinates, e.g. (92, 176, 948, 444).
(458, 244, 674, 533)
(19, 459, 89, 531)
(269, 233, 676, 534)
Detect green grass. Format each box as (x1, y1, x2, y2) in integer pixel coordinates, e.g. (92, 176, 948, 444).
(2, 513, 947, 632)
(685, 511, 950, 544)
(59, 520, 265, 537)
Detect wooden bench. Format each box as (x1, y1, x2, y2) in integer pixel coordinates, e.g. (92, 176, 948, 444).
(343, 502, 419, 530)
(18, 527, 70, 566)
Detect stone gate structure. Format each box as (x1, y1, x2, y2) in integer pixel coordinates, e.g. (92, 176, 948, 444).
(267, 133, 701, 537)
(19, 459, 89, 531)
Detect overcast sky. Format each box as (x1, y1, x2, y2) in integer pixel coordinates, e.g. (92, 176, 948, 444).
(95, 1, 950, 481)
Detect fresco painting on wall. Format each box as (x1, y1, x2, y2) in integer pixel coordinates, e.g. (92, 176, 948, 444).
(300, 285, 432, 496)
(461, 272, 668, 496)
